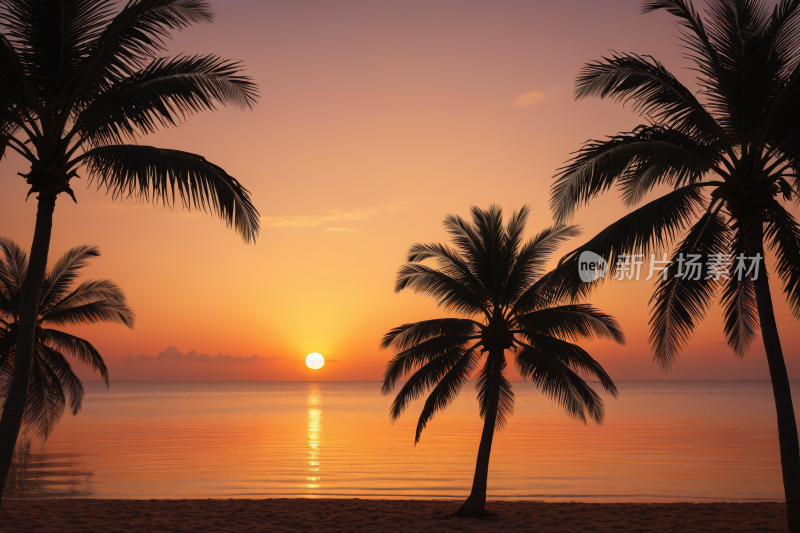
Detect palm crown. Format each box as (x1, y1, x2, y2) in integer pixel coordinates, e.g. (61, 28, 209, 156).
(0, 238, 134, 437)
(0, 0, 260, 239)
(382, 205, 624, 444)
(550, 0, 800, 365)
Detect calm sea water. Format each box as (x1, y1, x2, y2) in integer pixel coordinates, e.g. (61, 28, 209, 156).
(2, 381, 796, 502)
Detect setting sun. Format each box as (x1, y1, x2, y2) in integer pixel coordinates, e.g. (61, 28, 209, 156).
(305, 353, 325, 370)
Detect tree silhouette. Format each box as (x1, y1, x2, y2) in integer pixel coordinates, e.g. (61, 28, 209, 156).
(0, 0, 259, 501)
(0, 238, 133, 441)
(382, 205, 623, 517)
(549, 1, 800, 528)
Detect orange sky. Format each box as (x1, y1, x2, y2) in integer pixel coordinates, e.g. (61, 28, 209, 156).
(1, 0, 798, 382)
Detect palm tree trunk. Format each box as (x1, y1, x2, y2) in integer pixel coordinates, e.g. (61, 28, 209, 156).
(0, 193, 57, 505)
(457, 350, 501, 518)
(743, 211, 800, 532)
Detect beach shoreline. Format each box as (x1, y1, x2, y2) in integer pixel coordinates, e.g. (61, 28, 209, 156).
(0, 498, 788, 532)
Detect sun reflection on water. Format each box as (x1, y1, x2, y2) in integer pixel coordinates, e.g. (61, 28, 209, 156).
(306, 383, 321, 491)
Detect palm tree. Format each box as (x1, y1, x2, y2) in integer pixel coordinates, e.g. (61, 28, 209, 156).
(548, 0, 800, 528)
(0, 237, 134, 448)
(381, 205, 624, 517)
(0, 1, 259, 499)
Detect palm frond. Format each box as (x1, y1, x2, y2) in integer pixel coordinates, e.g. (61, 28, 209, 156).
(0, 28, 44, 118)
(765, 202, 800, 318)
(1, 0, 115, 102)
(575, 52, 725, 143)
(505, 225, 581, 310)
(75, 145, 260, 243)
(703, 0, 772, 139)
(0, 327, 14, 371)
(39, 245, 100, 310)
(23, 346, 66, 439)
(443, 212, 485, 269)
(509, 269, 590, 316)
(720, 226, 758, 357)
(551, 125, 717, 223)
(40, 299, 135, 329)
(395, 264, 488, 315)
(76, 0, 214, 101)
(649, 210, 731, 369)
(514, 304, 626, 345)
(389, 345, 477, 424)
(641, 1, 732, 128)
(755, 1, 800, 151)
(547, 185, 707, 300)
(475, 356, 515, 431)
(382, 333, 477, 394)
(0, 236, 26, 311)
(768, 0, 800, 77)
(515, 343, 606, 424)
(41, 279, 129, 316)
(38, 328, 109, 384)
(380, 318, 480, 351)
(412, 346, 481, 444)
(0, 335, 12, 396)
(36, 342, 84, 416)
(406, 242, 487, 304)
(523, 334, 618, 396)
(77, 53, 258, 146)
(468, 205, 510, 299)
(503, 205, 530, 260)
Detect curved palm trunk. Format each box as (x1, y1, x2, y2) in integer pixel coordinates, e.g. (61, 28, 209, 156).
(0, 194, 56, 505)
(457, 350, 501, 518)
(743, 212, 800, 532)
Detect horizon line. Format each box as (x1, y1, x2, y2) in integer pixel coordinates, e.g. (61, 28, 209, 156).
(80, 379, 794, 383)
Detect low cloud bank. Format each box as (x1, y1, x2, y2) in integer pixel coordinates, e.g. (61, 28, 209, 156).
(122, 345, 271, 364)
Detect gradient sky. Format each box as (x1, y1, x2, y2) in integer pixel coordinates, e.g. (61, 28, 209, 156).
(1, 0, 798, 382)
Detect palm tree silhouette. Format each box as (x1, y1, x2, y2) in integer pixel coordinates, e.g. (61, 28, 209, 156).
(0, 238, 133, 442)
(0, 1, 258, 498)
(549, 1, 800, 528)
(381, 205, 623, 517)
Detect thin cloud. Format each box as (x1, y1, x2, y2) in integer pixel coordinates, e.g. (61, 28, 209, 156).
(513, 90, 546, 107)
(122, 345, 275, 364)
(324, 227, 359, 233)
(261, 203, 407, 230)
(261, 207, 377, 227)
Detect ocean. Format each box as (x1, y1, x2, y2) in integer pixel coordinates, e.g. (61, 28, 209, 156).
(3, 381, 794, 502)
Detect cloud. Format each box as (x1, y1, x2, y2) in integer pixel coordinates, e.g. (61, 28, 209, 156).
(323, 227, 359, 233)
(261, 203, 408, 230)
(122, 345, 274, 364)
(261, 208, 377, 227)
(513, 90, 546, 107)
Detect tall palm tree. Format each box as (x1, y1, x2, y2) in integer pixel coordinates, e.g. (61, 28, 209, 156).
(381, 205, 624, 517)
(548, 0, 800, 528)
(0, 1, 259, 499)
(0, 238, 134, 448)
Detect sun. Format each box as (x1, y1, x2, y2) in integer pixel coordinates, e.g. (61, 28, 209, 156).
(305, 352, 325, 370)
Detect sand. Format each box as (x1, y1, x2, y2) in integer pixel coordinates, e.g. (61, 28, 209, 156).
(0, 499, 788, 532)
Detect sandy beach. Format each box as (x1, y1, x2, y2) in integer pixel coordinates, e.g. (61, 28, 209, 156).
(0, 499, 787, 532)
